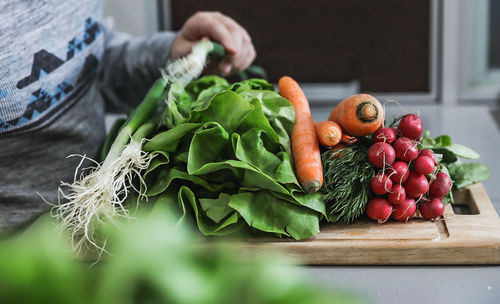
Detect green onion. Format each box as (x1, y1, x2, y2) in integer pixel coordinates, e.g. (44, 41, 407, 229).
(53, 41, 223, 253)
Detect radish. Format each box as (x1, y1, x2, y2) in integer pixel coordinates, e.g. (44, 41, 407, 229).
(393, 137, 419, 162)
(367, 142, 396, 168)
(374, 127, 397, 144)
(414, 155, 435, 175)
(392, 197, 416, 221)
(397, 114, 423, 140)
(366, 198, 393, 223)
(429, 172, 452, 197)
(370, 173, 393, 195)
(419, 198, 445, 219)
(404, 171, 429, 198)
(388, 184, 406, 205)
(387, 161, 410, 184)
(419, 149, 436, 163)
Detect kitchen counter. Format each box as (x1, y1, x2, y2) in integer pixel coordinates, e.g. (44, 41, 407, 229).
(306, 104, 500, 304)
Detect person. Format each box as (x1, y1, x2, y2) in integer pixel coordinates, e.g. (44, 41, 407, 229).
(0, 1, 256, 232)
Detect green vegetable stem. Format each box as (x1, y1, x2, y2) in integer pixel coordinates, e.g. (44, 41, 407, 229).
(105, 78, 167, 163)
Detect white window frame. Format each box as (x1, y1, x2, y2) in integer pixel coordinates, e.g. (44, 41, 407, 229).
(443, 0, 500, 104)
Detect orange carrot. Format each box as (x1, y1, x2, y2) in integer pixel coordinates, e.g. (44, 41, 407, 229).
(340, 133, 357, 145)
(328, 94, 384, 137)
(279, 76, 323, 193)
(314, 121, 342, 147)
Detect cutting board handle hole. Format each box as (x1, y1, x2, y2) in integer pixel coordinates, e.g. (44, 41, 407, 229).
(451, 188, 480, 215)
(452, 204, 473, 215)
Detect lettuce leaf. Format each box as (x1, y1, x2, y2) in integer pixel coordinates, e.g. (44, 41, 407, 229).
(143, 76, 324, 240)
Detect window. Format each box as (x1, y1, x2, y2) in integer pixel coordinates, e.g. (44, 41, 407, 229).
(166, 0, 436, 102)
(456, 0, 500, 101)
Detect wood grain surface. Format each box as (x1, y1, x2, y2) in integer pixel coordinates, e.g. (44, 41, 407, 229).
(237, 183, 500, 265)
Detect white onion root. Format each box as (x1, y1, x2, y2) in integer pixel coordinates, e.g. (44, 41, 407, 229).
(51, 140, 154, 254)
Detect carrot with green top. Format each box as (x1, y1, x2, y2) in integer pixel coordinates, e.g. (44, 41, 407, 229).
(279, 76, 323, 193)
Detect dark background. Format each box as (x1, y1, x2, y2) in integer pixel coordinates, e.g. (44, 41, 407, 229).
(489, 0, 500, 68)
(172, 0, 431, 92)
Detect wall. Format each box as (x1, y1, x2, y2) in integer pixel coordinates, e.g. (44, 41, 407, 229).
(103, 0, 158, 37)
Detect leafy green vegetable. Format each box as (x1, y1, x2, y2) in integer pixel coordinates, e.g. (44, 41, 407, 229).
(442, 144, 480, 159)
(138, 77, 324, 240)
(0, 215, 362, 304)
(200, 193, 233, 223)
(0, 218, 90, 304)
(448, 162, 490, 189)
(228, 191, 320, 239)
(420, 131, 489, 189)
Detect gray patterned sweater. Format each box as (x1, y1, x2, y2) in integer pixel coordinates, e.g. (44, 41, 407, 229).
(0, 0, 176, 232)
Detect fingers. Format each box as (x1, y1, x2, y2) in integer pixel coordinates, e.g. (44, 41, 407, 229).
(203, 16, 238, 54)
(170, 36, 196, 58)
(241, 43, 257, 71)
(218, 61, 232, 74)
(212, 13, 251, 54)
(220, 41, 256, 74)
(176, 11, 256, 75)
(180, 12, 237, 53)
(212, 13, 256, 72)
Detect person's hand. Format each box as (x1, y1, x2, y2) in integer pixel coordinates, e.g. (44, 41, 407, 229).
(170, 11, 256, 76)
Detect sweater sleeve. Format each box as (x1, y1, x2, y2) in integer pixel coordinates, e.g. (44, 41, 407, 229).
(97, 25, 177, 113)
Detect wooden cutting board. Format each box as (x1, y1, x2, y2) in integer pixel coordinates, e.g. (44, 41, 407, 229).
(238, 183, 500, 265)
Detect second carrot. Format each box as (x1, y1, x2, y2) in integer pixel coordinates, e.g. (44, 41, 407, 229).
(278, 76, 323, 193)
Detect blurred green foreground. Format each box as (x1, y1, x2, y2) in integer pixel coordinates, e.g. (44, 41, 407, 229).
(0, 214, 362, 304)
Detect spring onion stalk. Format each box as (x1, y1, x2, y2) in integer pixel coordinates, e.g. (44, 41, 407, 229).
(53, 41, 224, 253)
(54, 80, 166, 253)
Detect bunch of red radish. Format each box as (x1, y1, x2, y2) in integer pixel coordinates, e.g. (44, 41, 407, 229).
(365, 114, 452, 223)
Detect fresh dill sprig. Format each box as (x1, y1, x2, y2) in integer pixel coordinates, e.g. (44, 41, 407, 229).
(321, 143, 376, 224)
(386, 115, 403, 128)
